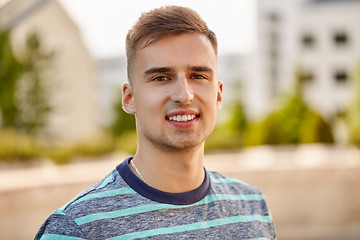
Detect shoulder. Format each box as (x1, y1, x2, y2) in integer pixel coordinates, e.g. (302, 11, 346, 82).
(35, 169, 135, 239)
(207, 170, 271, 214)
(207, 170, 276, 237)
(60, 169, 133, 215)
(208, 170, 262, 195)
(35, 209, 88, 239)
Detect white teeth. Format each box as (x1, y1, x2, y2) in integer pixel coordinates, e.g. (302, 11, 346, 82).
(169, 114, 196, 122)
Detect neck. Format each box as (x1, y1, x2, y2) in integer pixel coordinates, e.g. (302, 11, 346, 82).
(131, 143, 205, 193)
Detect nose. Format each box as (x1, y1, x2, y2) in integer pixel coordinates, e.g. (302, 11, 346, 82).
(171, 74, 194, 104)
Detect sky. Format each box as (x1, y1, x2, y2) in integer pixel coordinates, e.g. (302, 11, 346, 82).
(59, 0, 257, 58)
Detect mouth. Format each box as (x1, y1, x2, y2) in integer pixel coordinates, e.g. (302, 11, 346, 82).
(167, 114, 198, 122)
(166, 111, 200, 123)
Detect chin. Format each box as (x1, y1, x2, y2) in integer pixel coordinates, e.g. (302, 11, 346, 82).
(165, 139, 204, 151)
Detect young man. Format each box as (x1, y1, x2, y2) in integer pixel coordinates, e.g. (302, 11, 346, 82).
(35, 6, 276, 239)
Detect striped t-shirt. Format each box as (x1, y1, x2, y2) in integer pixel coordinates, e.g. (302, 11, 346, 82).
(35, 157, 276, 239)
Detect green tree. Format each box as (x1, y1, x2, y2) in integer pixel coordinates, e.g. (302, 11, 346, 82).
(244, 71, 333, 146)
(0, 31, 52, 134)
(17, 32, 53, 134)
(110, 89, 136, 136)
(299, 110, 333, 143)
(346, 63, 360, 145)
(109, 89, 137, 154)
(0, 31, 22, 128)
(227, 102, 247, 133)
(205, 90, 248, 152)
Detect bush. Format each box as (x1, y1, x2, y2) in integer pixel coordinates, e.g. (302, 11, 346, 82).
(300, 110, 334, 143)
(0, 129, 41, 161)
(346, 64, 360, 146)
(109, 89, 136, 136)
(0, 129, 117, 164)
(205, 125, 243, 153)
(242, 120, 268, 147)
(114, 131, 137, 155)
(243, 70, 334, 146)
(45, 132, 116, 164)
(243, 104, 333, 146)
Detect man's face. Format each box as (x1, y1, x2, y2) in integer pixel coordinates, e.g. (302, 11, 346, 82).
(123, 33, 222, 151)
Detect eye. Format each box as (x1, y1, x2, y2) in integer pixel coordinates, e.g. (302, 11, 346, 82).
(152, 76, 170, 82)
(191, 74, 207, 80)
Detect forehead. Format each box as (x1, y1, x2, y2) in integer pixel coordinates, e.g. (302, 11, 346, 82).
(133, 33, 217, 74)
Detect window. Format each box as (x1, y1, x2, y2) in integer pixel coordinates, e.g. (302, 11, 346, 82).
(333, 31, 349, 46)
(302, 72, 314, 82)
(302, 33, 315, 48)
(267, 12, 280, 23)
(334, 70, 348, 83)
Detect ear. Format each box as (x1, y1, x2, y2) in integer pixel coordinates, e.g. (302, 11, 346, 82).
(122, 82, 136, 114)
(216, 80, 223, 111)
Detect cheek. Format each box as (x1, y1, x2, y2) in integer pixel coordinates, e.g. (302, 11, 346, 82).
(134, 89, 163, 114)
(198, 85, 219, 106)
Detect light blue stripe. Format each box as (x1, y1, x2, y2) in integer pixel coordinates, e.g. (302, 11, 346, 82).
(107, 215, 272, 240)
(96, 174, 114, 189)
(211, 176, 249, 186)
(53, 209, 66, 215)
(70, 188, 136, 205)
(75, 203, 176, 225)
(38, 234, 86, 240)
(75, 193, 264, 225)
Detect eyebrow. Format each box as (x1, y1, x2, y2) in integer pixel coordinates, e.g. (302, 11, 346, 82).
(144, 66, 213, 75)
(144, 67, 175, 75)
(188, 66, 213, 75)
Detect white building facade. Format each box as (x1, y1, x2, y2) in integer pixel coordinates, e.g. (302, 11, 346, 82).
(248, 0, 360, 120)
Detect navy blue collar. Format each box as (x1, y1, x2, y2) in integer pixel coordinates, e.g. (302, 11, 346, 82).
(116, 157, 211, 205)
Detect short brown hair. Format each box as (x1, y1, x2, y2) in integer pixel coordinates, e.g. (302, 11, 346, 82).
(126, 5, 218, 83)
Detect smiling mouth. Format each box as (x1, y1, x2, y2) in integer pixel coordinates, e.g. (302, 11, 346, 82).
(167, 114, 198, 122)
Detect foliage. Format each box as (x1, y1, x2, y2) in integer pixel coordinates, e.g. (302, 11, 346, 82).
(0, 31, 22, 128)
(45, 132, 116, 164)
(108, 88, 138, 154)
(243, 71, 334, 146)
(346, 63, 360, 145)
(114, 131, 138, 155)
(0, 30, 52, 134)
(227, 102, 247, 133)
(205, 125, 243, 152)
(109, 89, 136, 136)
(299, 110, 334, 144)
(241, 120, 268, 147)
(0, 128, 41, 161)
(17, 32, 53, 134)
(205, 103, 247, 152)
(0, 128, 117, 164)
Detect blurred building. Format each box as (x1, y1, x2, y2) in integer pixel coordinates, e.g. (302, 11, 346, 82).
(248, 0, 360, 120)
(0, 0, 99, 143)
(96, 56, 127, 126)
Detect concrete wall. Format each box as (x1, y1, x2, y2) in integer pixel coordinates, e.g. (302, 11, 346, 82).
(1, 146, 360, 239)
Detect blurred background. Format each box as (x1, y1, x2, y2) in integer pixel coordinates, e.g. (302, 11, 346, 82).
(0, 0, 360, 239)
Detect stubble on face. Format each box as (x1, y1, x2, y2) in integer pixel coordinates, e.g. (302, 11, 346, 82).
(138, 105, 209, 153)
